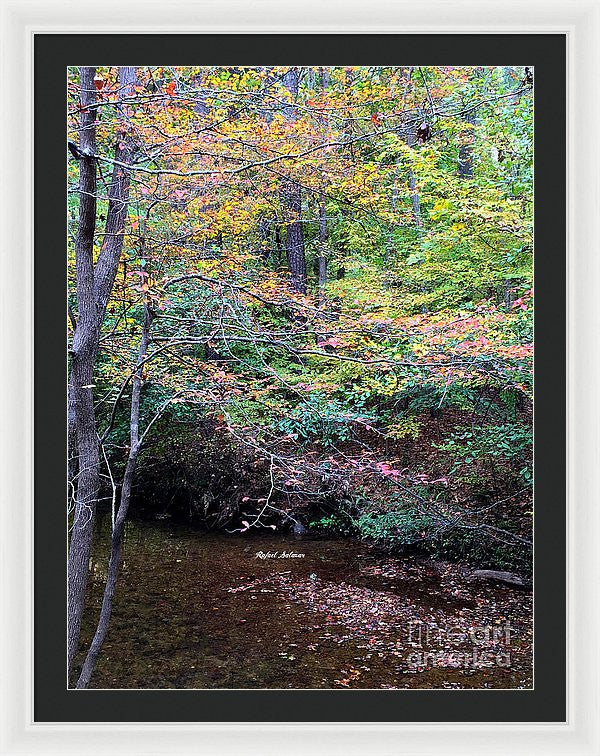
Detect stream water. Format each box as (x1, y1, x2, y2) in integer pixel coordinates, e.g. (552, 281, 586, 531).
(77, 518, 532, 689)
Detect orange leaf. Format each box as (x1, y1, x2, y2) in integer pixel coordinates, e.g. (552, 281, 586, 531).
(166, 81, 176, 96)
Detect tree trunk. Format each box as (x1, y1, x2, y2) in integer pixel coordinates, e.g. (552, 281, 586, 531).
(458, 109, 475, 179)
(405, 113, 427, 311)
(402, 68, 423, 228)
(274, 224, 283, 266)
(76, 305, 153, 688)
(504, 278, 513, 311)
(281, 67, 307, 294)
(67, 381, 78, 493)
(283, 180, 307, 294)
(317, 68, 329, 299)
(408, 166, 423, 227)
(67, 66, 139, 675)
(384, 161, 400, 269)
(405, 129, 423, 228)
(67, 67, 99, 673)
(318, 196, 328, 295)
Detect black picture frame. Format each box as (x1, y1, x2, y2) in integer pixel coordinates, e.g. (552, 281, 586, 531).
(37, 33, 566, 723)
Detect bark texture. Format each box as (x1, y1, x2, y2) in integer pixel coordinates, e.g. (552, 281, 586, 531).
(281, 67, 307, 294)
(76, 306, 154, 688)
(68, 66, 138, 675)
(316, 68, 329, 298)
(67, 66, 99, 673)
(318, 197, 328, 293)
(282, 180, 307, 294)
(458, 109, 475, 179)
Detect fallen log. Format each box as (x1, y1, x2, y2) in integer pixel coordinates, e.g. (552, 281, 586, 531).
(469, 569, 530, 589)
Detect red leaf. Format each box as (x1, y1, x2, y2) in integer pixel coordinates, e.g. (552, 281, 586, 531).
(166, 81, 176, 96)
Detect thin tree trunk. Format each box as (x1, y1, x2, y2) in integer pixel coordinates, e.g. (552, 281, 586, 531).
(281, 67, 307, 294)
(408, 167, 422, 227)
(67, 66, 139, 675)
(406, 137, 426, 311)
(275, 224, 283, 266)
(67, 66, 99, 673)
(408, 161, 427, 314)
(404, 78, 427, 310)
(458, 109, 475, 179)
(384, 161, 400, 269)
(405, 129, 423, 228)
(504, 278, 513, 311)
(344, 68, 355, 162)
(282, 181, 307, 294)
(317, 68, 329, 300)
(318, 197, 328, 296)
(257, 215, 271, 261)
(76, 305, 153, 689)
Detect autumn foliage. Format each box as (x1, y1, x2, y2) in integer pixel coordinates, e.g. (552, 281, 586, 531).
(68, 66, 533, 570)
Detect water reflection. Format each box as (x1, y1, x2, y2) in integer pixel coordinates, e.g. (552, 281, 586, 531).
(77, 517, 532, 689)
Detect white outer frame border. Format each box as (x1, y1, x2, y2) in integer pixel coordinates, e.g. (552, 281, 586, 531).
(1, 1, 598, 754)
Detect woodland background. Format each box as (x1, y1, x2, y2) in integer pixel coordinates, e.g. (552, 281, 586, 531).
(67, 65, 533, 686)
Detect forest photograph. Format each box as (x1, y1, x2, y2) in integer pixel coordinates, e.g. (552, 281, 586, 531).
(67, 65, 534, 690)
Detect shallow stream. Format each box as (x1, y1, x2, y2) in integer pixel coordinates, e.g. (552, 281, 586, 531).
(77, 518, 532, 689)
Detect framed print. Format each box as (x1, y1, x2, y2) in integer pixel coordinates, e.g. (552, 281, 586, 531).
(1, 1, 599, 755)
